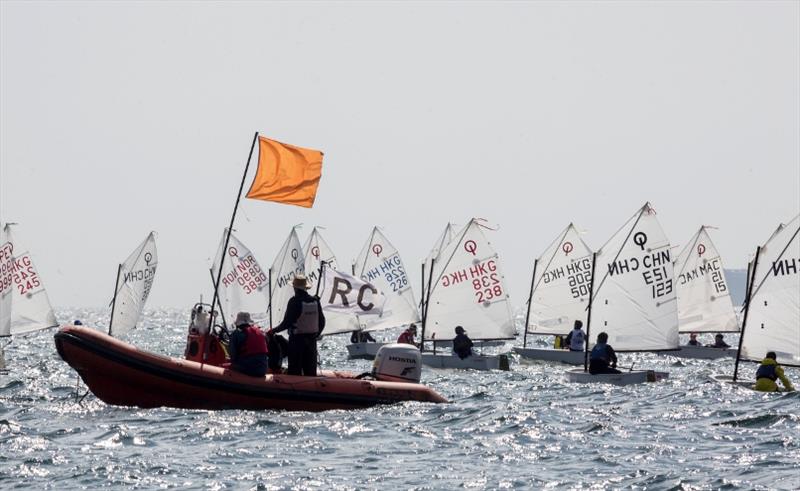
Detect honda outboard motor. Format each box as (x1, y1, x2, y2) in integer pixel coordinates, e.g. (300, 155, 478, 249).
(372, 343, 422, 383)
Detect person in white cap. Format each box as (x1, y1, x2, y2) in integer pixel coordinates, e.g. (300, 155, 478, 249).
(269, 274, 326, 376)
(228, 312, 269, 377)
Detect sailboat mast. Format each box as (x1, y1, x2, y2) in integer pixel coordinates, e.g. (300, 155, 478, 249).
(108, 264, 123, 335)
(208, 268, 228, 333)
(268, 267, 273, 328)
(522, 259, 538, 349)
(583, 252, 598, 372)
(733, 246, 761, 381)
(420, 258, 435, 353)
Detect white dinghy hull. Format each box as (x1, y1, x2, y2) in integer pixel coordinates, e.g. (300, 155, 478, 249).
(711, 374, 754, 389)
(565, 368, 669, 386)
(346, 342, 388, 360)
(421, 353, 510, 371)
(660, 345, 736, 360)
(513, 347, 585, 365)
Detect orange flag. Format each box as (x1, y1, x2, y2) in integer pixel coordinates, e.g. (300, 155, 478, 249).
(245, 136, 324, 208)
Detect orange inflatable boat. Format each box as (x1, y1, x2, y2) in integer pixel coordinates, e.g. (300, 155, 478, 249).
(54, 325, 446, 411)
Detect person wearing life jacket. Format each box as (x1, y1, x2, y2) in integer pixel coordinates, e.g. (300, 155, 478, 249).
(397, 324, 417, 346)
(564, 320, 586, 352)
(270, 275, 326, 376)
(707, 333, 730, 348)
(687, 333, 701, 346)
(589, 331, 621, 375)
(452, 326, 474, 359)
(754, 351, 795, 392)
(228, 312, 269, 377)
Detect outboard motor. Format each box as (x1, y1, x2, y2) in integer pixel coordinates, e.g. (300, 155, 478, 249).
(372, 343, 422, 383)
(185, 303, 228, 366)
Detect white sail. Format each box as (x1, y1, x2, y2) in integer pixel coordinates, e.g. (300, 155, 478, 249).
(424, 223, 457, 265)
(269, 227, 305, 327)
(527, 223, 593, 335)
(423, 219, 515, 341)
(1, 224, 58, 335)
(108, 232, 158, 337)
(303, 227, 339, 289)
(740, 214, 800, 366)
(353, 227, 420, 332)
(590, 203, 679, 351)
(0, 224, 12, 337)
(211, 229, 269, 326)
(318, 266, 387, 335)
(674, 227, 738, 334)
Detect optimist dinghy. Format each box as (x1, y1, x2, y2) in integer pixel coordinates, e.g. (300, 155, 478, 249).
(0, 223, 59, 369)
(514, 223, 593, 365)
(419, 219, 515, 371)
(659, 226, 739, 360)
(344, 227, 421, 359)
(566, 203, 678, 385)
(713, 214, 799, 390)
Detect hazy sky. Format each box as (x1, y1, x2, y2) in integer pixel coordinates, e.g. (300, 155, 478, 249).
(2, 2, 798, 313)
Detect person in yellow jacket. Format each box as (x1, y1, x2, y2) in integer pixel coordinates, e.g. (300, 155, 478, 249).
(754, 352, 795, 392)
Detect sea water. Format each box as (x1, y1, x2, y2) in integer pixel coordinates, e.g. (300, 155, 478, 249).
(0, 308, 798, 489)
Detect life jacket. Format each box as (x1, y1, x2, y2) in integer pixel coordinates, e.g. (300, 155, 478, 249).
(554, 336, 562, 349)
(238, 326, 268, 357)
(756, 362, 778, 381)
(590, 343, 609, 363)
(292, 300, 320, 335)
(570, 329, 585, 351)
(397, 331, 414, 344)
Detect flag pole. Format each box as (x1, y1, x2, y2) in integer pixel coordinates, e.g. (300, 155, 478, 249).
(208, 268, 229, 334)
(206, 131, 259, 359)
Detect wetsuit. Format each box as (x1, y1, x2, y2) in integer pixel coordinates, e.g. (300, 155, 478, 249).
(453, 333, 474, 359)
(754, 357, 795, 392)
(273, 289, 326, 376)
(687, 339, 701, 346)
(589, 342, 621, 375)
(228, 325, 269, 377)
(350, 331, 376, 343)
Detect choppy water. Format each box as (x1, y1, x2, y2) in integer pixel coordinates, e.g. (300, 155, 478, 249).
(1, 308, 798, 490)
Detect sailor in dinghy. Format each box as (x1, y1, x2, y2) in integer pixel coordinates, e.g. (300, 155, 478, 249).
(514, 223, 593, 365)
(713, 214, 799, 391)
(663, 226, 739, 360)
(419, 218, 514, 371)
(566, 203, 676, 386)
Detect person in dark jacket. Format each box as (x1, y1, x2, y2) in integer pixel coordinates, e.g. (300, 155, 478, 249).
(589, 331, 620, 375)
(266, 331, 289, 374)
(453, 326, 474, 359)
(707, 333, 730, 348)
(687, 333, 701, 346)
(228, 312, 269, 377)
(270, 275, 326, 376)
(350, 331, 376, 343)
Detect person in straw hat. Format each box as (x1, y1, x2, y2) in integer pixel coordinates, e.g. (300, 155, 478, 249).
(270, 274, 326, 376)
